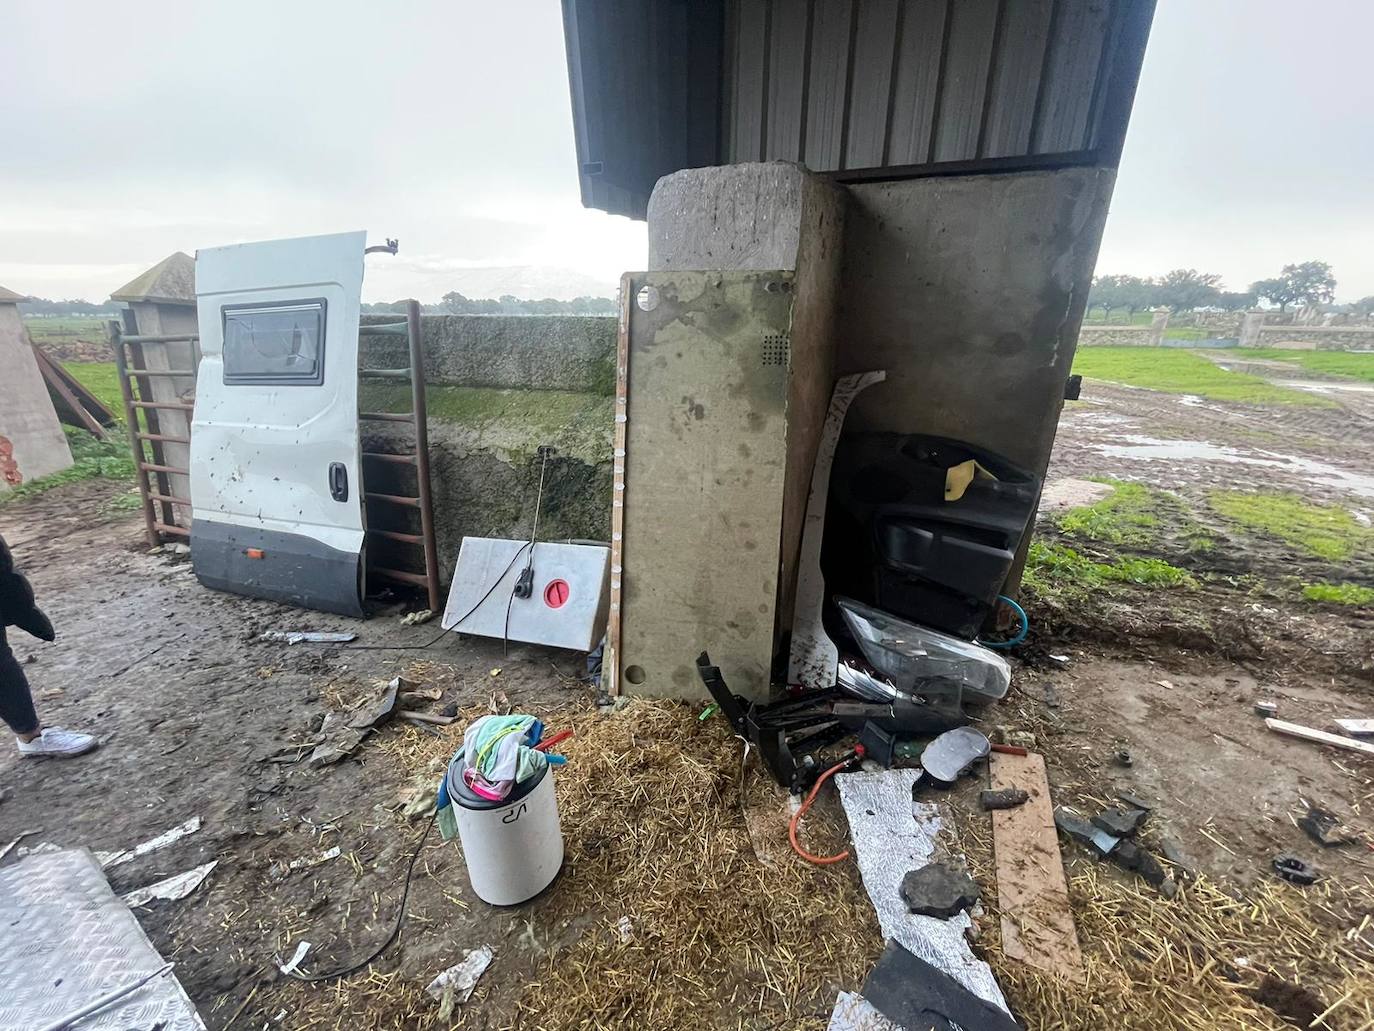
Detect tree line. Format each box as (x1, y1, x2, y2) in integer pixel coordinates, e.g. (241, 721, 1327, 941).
(1089, 260, 1373, 317)
(363, 292, 618, 316)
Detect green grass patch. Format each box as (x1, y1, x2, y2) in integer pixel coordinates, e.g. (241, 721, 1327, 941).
(0, 428, 135, 506)
(1057, 479, 1160, 546)
(22, 316, 108, 344)
(1209, 491, 1369, 561)
(1023, 541, 1196, 598)
(1070, 347, 1328, 405)
(1302, 582, 1374, 606)
(65, 362, 125, 420)
(1240, 349, 1374, 385)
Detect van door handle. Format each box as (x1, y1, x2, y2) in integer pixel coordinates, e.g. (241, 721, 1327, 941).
(329, 462, 349, 502)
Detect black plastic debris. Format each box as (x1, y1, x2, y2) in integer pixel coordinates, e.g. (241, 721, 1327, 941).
(1273, 855, 1319, 885)
(980, 788, 1030, 811)
(1092, 806, 1148, 837)
(860, 939, 1024, 1031)
(899, 864, 981, 919)
(1298, 805, 1354, 848)
(1054, 808, 1120, 857)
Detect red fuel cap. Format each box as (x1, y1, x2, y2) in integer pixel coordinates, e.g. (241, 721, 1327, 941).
(543, 579, 570, 609)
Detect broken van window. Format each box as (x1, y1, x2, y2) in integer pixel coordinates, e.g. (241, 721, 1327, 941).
(223, 300, 325, 383)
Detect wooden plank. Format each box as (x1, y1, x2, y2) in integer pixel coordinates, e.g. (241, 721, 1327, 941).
(1266, 718, 1374, 757)
(989, 751, 1085, 982)
(33, 348, 107, 438)
(605, 275, 632, 698)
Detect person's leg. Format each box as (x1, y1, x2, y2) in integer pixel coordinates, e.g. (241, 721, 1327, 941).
(0, 628, 40, 739)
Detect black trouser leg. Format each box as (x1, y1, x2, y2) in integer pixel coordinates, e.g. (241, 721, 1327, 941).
(0, 628, 39, 736)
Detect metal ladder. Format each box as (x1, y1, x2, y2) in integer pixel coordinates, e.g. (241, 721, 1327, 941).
(107, 319, 199, 547)
(358, 300, 442, 613)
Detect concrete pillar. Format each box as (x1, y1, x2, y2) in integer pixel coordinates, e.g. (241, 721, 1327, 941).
(111, 254, 197, 525)
(1239, 311, 1265, 348)
(0, 292, 73, 488)
(1148, 309, 1169, 346)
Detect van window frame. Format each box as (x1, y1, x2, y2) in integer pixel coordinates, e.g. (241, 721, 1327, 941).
(221, 297, 329, 386)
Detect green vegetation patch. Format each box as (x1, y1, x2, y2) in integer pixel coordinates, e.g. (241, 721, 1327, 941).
(1070, 347, 1329, 406)
(1209, 491, 1369, 561)
(0, 429, 135, 506)
(1302, 582, 1374, 606)
(1241, 349, 1374, 385)
(1057, 479, 1160, 546)
(1023, 541, 1197, 599)
(65, 362, 125, 421)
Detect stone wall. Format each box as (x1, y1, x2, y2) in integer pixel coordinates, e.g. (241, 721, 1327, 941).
(1077, 325, 1158, 347)
(1250, 326, 1374, 350)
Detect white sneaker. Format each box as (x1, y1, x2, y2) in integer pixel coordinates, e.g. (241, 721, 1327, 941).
(16, 727, 98, 758)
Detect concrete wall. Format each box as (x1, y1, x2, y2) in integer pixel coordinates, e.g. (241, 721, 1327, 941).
(0, 303, 73, 487)
(1248, 325, 1374, 350)
(837, 167, 1113, 477)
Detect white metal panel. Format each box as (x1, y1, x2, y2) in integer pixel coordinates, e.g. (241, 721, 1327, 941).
(191, 231, 366, 556)
(442, 538, 610, 653)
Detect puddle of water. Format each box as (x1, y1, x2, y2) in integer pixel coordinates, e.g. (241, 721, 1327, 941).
(1090, 435, 1374, 499)
(1274, 379, 1374, 395)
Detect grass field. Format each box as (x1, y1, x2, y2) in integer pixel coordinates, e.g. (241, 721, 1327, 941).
(1237, 348, 1374, 384)
(66, 362, 124, 417)
(22, 315, 110, 345)
(1070, 347, 1328, 405)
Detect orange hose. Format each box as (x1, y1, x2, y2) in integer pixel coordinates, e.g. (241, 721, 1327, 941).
(788, 756, 856, 866)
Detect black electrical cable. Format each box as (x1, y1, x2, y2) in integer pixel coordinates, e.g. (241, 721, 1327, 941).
(343, 542, 531, 652)
(282, 808, 439, 983)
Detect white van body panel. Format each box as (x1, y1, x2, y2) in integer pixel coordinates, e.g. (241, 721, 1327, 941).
(191, 231, 368, 615)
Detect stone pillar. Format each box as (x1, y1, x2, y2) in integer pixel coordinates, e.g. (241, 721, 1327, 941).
(0, 292, 73, 488)
(111, 254, 197, 526)
(1148, 309, 1169, 346)
(1239, 311, 1265, 348)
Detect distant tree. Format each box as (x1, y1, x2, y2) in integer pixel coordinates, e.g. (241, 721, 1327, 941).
(1351, 296, 1374, 317)
(1155, 269, 1223, 312)
(1251, 261, 1337, 312)
(1088, 274, 1157, 319)
(1214, 290, 1256, 312)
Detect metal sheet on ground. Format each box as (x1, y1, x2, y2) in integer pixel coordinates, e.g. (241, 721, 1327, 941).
(835, 767, 1009, 1011)
(0, 849, 205, 1030)
(989, 751, 1085, 982)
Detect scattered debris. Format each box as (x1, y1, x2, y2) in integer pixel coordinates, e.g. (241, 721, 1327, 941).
(1333, 717, 1374, 737)
(401, 781, 438, 819)
(1048, 653, 1070, 667)
(1272, 854, 1318, 885)
(1054, 808, 1120, 857)
(826, 990, 904, 1031)
(992, 753, 1085, 982)
(980, 788, 1029, 811)
(1265, 717, 1374, 756)
(259, 630, 358, 645)
(426, 945, 493, 1015)
(276, 941, 312, 976)
(94, 816, 202, 869)
(1255, 700, 1279, 718)
(899, 864, 981, 919)
(398, 710, 454, 725)
(401, 608, 435, 626)
(1116, 790, 1153, 811)
(920, 727, 991, 784)
(440, 701, 460, 718)
(1113, 749, 1134, 767)
(1298, 805, 1355, 848)
(1111, 840, 1175, 896)
(309, 682, 401, 765)
(616, 915, 635, 944)
(489, 668, 502, 677)
(0, 830, 38, 864)
(1092, 806, 1148, 838)
(399, 685, 443, 704)
(859, 940, 1022, 1031)
(121, 860, 217, 907)
(836, 767, 1008, 1008)
(169, 542, 191, 556)
(271, 847, 341, 880)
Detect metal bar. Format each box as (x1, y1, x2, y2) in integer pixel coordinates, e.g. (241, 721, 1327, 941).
(139, 462, 189, 476)
(358, 322, 409, 336)
(408, 299, 442, 613)
(358, 368, 411, 380)
(33, 346, 107, 439)
(119, 333, 200, 344)
(358, 411, 415, 423)
(146, 491, 193, 507)
(827, 148, 1102, 185)
(131, 401, 195, 412)
(136, 432, 190, 445)
(370, 566, 431, 588)
(361, 451, 417, 465)
(607, 274, 632, 697)
(109, 320, 160, 547)
(364, 492, 421, 508)
(367, 528, 424, 544)
(121, 368, 197, 378)
(153, 522, 190, 538)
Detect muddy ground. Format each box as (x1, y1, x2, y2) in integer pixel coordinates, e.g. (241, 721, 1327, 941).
(0, 352, 1370, 1029)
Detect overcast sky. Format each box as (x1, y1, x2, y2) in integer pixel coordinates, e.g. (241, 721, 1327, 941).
(2, 1, 1371, 304)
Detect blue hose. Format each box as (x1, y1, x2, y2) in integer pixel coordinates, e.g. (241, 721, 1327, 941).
(980, 594, 1028, 650)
